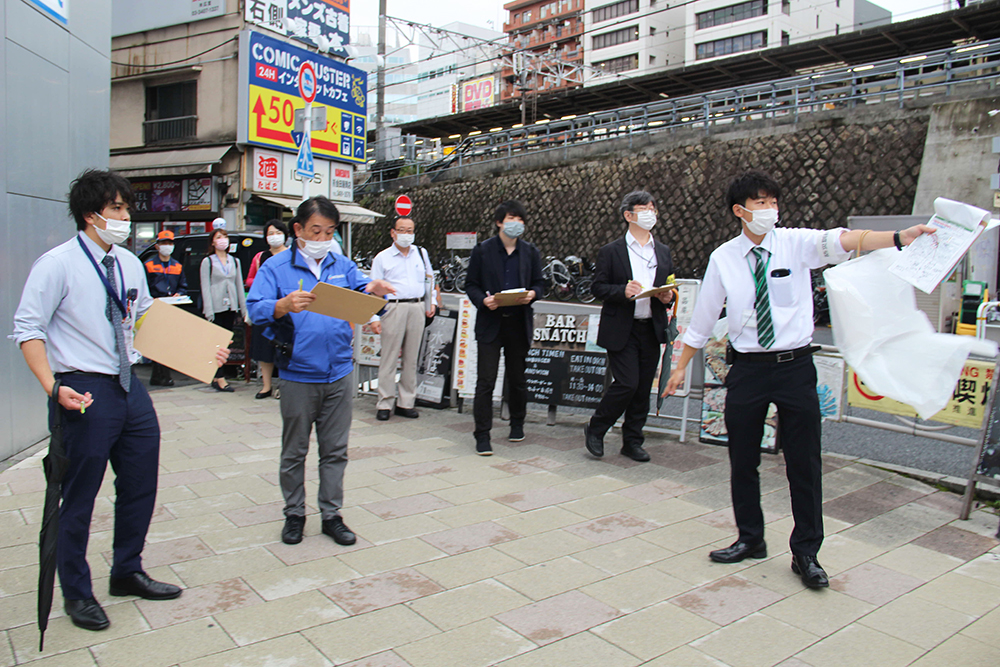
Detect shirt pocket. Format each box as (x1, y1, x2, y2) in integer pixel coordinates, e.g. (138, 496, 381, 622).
(768, 269, 795, 308)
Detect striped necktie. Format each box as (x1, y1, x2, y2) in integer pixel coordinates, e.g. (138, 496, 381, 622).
(750, 247, 774, 349)
(102, 255, 132, 392)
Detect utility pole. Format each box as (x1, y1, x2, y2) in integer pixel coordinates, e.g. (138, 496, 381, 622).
(376, 0, 387, 161)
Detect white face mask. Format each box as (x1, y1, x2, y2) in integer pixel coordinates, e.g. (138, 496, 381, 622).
(93, 213, 131, 246)
(267, 234, 286, 248)
(395, 233, 414, 248)
(158, 244, 174, 257)
(299, 238, 333, 260)
(742, 206, 779, 236)
(633, 210, 657, 231)
(214, 238, 230, 251)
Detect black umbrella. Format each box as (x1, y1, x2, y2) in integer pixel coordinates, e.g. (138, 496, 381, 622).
(655, 307, 680, 415)
(38, 379, 68, 652)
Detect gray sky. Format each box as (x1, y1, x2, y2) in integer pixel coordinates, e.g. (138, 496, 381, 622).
(352, 1, 954, 35)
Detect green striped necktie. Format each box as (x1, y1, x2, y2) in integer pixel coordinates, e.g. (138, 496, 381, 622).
(751, 247, 774, 349)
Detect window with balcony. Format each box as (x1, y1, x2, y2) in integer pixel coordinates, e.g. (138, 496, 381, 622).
(592, 25, 639, 50)
(594, 53, 639, 74)
(144, 81, 197, 144)
(695, 30, 767, 60)
(696, 0, 766, 30)
(592, 0, 639, 24)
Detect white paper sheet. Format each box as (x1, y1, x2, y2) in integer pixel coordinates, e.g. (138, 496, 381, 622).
(888, 197, 992, 294)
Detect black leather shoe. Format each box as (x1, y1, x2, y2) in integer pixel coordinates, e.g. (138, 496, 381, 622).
(210, 380, 234, 393)
(509, 423, 525, 442)
(792, 554, 829, 589)
(475, 436, 493, 456)
(149, 377, 173, 387)
(394, 406, 419, 418)
(621, 443, 651, 462)
(322, 517, 357, 545)
(109, 572, 182, 600)
(376, 409, 390, 421)
(584, 424, 604, 458)
(709, 540, 768, 563)
(64, 597, 109, 631)
(282, 515, 306, 544)
(255, 389, 272, 399)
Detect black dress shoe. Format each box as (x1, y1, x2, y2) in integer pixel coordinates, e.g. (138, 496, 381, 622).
(509, 423, 525, 442)
(210, 380, 234, 393)
(792, 554, 830, 589)
(394, 406, 419, 418)
(322, 517, 357, 545)
(584, 424, 604, 458)
(376, 409, 390, 421)
(282, 515, 306, 544)
(620, 443, 651, 462)
(255, 389, 272, 399)
(709, 540, 768, 563)
(64, 597, 109, 631)
(475, 436, 493, 456)
(109, 572, 182, 600)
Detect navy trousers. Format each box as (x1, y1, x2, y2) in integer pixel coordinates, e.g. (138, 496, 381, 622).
(53, 372, 160, 600)
(723, 355, 824, 557)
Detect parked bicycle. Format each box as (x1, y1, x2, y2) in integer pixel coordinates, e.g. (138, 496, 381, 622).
(439, 255, 469, 293)
(542, 256, 575, 301)
(564, 255, 596, 303)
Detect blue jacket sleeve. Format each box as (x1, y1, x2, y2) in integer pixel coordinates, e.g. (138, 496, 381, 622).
(247, 260, 279, 325)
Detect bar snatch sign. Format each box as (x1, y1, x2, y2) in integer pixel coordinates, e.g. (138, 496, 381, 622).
(238, 30, 367, 164)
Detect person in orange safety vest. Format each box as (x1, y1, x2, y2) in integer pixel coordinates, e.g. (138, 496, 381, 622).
(143, 230, 187, 386)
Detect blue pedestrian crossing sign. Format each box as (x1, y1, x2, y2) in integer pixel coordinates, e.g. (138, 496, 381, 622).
(296, 130, 315, 179)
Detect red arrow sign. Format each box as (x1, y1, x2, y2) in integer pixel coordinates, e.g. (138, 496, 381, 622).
(253, 94, 340, 152)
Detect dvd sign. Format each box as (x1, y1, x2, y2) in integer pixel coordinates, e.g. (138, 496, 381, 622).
(460, 76, 497, 112)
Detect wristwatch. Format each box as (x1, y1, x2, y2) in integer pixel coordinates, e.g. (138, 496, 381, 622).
(893, 230, 903, 251)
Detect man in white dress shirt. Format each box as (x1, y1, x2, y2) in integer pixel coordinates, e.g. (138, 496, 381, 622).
(664, 171, 932, 588)
(369, 216, 436, 420)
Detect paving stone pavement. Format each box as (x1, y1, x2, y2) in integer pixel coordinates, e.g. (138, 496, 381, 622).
(1, 382, 999, 667)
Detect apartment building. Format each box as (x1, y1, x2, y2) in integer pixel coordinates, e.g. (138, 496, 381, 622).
(416, 22, 505, 120)
(501, 0, 587, 101)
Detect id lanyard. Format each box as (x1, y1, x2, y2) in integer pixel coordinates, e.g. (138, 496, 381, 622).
(77, 235, 128, 316)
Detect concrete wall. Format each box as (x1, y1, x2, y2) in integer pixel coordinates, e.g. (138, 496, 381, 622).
(356, 106, 930, 277)
(2, 0, 112, 461)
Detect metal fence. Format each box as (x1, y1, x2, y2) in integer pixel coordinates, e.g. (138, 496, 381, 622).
(143, 115, 198, 144)
(359, 41, 1000, 194)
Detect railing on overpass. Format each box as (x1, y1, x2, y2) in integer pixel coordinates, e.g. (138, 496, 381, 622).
(359, 40, 1000, 194)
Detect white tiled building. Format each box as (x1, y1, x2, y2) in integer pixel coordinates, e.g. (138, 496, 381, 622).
(416, 22, 505, 120)
(584, 0, 892, 83)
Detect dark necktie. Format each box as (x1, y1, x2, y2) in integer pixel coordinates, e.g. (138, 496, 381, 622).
(751, 247, 775, 349)
(102, 254, 131, 392)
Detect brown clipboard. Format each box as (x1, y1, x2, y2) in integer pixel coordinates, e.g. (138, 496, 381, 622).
(306, 282, 386, 323)
(133, 299, 233, 384)
(629, 285, 678, 300)
(493, 290, 530, 307)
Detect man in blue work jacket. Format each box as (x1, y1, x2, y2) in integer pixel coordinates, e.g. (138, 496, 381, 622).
(247, 196, 395, 546)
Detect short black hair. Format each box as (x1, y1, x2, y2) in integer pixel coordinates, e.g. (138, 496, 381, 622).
(391, 216, 414, 231)
(493, 200, 527, 226)
(293, 196, 339, 235)
(726, 171, 782, 210)
(68, 169, 134, 231)
(264, 219, 289, 239)
(619, 190, 656, 217)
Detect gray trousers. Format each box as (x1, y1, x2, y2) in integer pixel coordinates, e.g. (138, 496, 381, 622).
(377, 301, 426, 410)
(279, 376, 352, 521)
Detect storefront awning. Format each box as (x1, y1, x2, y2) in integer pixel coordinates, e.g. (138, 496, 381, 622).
(110, 146, 231, 178)
(252, 194, 384, 225)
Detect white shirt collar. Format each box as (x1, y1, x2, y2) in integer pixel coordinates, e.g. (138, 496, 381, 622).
(390, 243, 413, 257)
(737, 230, 774, 258)
(79, 230, 115, 261)
(625, 230, 654, 250)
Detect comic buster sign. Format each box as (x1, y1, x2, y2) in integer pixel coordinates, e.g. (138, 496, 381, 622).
(238, 30, 366, 164)
(847, 360, 996, 429)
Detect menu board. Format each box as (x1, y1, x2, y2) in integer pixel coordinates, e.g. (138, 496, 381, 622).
(453, 298, 504, 401)
(416, 310, 458, 408)
(525, 313, 609, 408)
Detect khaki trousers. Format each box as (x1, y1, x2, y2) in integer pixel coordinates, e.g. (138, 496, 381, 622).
(377, 301, 425, 410)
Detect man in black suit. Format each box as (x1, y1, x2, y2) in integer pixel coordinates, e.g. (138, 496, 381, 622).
(585, 191, 675, 462)
(465, 200, 546, 456)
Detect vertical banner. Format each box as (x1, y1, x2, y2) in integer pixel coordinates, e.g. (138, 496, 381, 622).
(453, 298, 503, 401)
(416, 310, 459, 407)
(668, 279, 701, 397)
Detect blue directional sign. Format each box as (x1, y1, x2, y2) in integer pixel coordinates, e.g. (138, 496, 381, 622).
(296, 130, 315, 180)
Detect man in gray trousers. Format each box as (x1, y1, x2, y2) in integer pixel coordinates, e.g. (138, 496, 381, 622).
(247, 197, 395, 545)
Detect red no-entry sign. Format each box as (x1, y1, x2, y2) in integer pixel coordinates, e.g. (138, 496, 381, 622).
(395, 195, 412, 216)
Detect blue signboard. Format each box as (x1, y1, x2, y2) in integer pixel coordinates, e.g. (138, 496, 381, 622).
(238, 30, 367, 164)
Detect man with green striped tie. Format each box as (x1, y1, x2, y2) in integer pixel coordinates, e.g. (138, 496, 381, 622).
(663, 171, 933, 589)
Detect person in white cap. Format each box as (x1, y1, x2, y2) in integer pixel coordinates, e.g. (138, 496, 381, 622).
(212, 217, 227, 230)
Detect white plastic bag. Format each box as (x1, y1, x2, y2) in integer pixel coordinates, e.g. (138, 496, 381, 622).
(824, 249, 997, 419)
